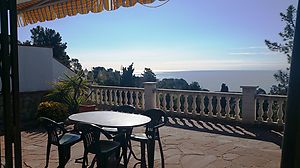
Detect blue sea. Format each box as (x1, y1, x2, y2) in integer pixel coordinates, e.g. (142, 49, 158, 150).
(156, 70, 278, 92)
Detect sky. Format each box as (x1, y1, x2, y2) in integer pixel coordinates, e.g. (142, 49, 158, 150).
(18, 0, 299, 73)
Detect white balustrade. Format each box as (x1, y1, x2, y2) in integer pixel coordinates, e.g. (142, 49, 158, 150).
(156, 89, 242, 121)
(90, 85, 144, 109)
(256, 95, 287, 125)
(89, 84, 287, 126)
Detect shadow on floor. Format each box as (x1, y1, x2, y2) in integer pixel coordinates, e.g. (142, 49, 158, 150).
(166, 115, 283, 146)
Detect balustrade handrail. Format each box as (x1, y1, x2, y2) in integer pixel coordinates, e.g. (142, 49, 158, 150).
(90, 85, 144, 91)
(157, 88, 242, 97)
(256, 94, 287, 99)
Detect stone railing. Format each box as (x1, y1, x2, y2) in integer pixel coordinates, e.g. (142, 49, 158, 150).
(89, 85, 145, 110)
(156, 89, 242, 121)
(89, 83, 287, 126)
(256, 94, 287, 126)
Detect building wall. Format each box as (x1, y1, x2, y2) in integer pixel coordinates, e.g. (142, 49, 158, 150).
(14, 45, 74, 92)
(52, 58, 75, 83)
(18, 46, 53, 92)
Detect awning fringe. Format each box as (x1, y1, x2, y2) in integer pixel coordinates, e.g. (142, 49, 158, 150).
(17, 0, 155, 26)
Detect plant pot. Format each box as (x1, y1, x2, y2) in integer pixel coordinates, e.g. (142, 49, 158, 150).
(79, 104, 96, 112)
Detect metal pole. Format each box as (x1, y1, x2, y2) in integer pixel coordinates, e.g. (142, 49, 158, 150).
(0, 0, 14, 167)
(281, 1, 300, 168)
(9, 0, 22, 166)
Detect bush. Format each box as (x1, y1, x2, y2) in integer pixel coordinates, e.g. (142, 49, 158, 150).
(37, 101, 69, 122)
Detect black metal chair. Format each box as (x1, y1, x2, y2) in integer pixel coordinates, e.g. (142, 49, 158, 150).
(77, 123, 121, 168)
(103, 105, 136, 133)
(40, 117, 82, 168)
(114, 104, 137, 113)
(130, 109, 168, 168)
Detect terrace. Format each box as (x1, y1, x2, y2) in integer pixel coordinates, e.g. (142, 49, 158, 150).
(2, 115, 282, 168)
(1, 83, 284, 167)
(1, 0, 300, 167)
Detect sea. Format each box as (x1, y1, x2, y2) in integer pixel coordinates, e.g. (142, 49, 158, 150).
(155, 70, 278, 93)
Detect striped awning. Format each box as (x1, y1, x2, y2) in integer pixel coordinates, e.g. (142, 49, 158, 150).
(17, 0, 155, 27)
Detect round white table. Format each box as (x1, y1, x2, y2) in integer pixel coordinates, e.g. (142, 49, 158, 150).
(69, 111, 151, 128)
(69, 111, 151, 167)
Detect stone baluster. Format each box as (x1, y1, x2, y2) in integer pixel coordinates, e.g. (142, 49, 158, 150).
(257, 99, 264, 122)
(177, 94, 181, 113)
(142, 92, 145, 109)
(129, 91, 133, 105)
(124, 91, 128, 105)
(157, 93, 161, 108)
(89, 89, 94, 102)
(135, 91, 140, 108)
(99, 89, 103, 104)
(216, 96, 222, 118)
(192, 95, 197, 114)
(104, 89, 108, 105)
(200, 95, 205, 116)
(119, 90, 123, 105)
(267, 99, 274, 123)
(234, 97, 241, 121)
(208, 95, 213, 117)
(162, 93, 167, 111)
(225, 96, 231, 119)
(114, 90, 118, 105)
(109, 90, 113, 105)
(170, 94, 174, 112)
(184, 94, 188, 113)
(277, 99, 284, 125)
(95, 89, 99, 104)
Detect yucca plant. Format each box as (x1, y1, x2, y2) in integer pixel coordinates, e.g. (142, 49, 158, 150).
(45, 72, 92, 114)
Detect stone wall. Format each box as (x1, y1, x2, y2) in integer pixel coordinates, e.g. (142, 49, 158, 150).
(0, 91, 48, 128)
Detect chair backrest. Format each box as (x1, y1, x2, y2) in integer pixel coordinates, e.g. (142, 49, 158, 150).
(77, 123, 101, 150)
(40, 117, 65, 145)
(142, 109, 168, 138)
(114, 105, 136, 114)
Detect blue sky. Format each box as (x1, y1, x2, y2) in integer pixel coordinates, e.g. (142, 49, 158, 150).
(18, 0, 298, 73)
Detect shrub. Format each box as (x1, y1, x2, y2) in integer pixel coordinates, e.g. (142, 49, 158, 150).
(45, 73, 92, 114)
(37, 101, 69, 122)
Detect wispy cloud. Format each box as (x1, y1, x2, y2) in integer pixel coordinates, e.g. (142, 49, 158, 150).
(228, 52, 275, 56)
(231, 46, 268, 50)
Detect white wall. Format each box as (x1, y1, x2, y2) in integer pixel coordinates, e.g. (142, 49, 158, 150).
(52, 58, 75, 83)
(18, 46, 53, 92)
(0, 46, 75, 92)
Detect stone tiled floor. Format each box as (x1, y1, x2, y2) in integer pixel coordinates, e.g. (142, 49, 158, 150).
(1, 117, 282, 168)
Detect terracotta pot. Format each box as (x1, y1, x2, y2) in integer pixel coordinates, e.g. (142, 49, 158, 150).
(79, 104, 96, 112)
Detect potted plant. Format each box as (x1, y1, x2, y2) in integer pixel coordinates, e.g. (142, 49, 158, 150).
(45, 72, 96, 114)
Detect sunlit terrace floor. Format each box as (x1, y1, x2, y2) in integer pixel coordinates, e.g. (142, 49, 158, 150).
(1, 116, 282, 168)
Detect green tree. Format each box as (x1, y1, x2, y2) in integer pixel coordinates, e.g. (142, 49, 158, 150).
(91, 66, 120, 86)
(120, 63, 135, 87)
(188, 81, 202, 91)
(220, 83, 229, 92)
(265, 5, 296, 95)
(157, 78, 189, 90)
(142, 68, 157, 82)
(70, 58, 83, 74)
(29, 26, 71, 67)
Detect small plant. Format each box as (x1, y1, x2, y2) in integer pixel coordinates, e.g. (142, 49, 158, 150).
(37, 101, 68, 122)
(45, 72, 93, 113)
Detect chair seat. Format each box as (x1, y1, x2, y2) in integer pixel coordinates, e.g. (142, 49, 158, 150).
(130, 133, 149, 142)
(59, 133, 81, 146)
(102, 127, 119, 133)
(88, 140, 120, 154)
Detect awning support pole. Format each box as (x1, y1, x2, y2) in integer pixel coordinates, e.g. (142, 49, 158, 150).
(281, 1, 300, 167)
(0, 0, 22, 167)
